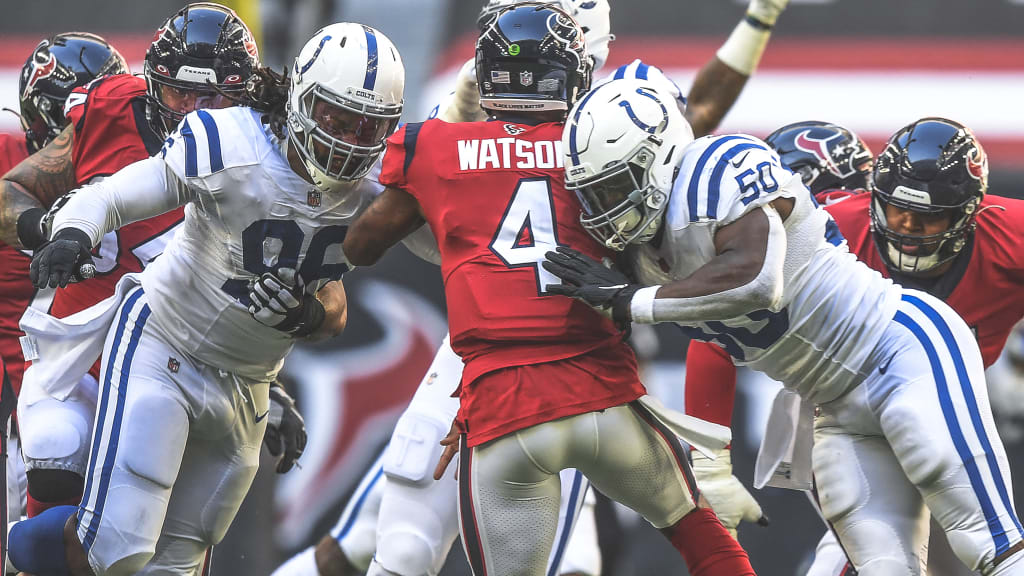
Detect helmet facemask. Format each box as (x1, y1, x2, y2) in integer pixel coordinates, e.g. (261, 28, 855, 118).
(869, 190, 979, 275)
(570, 140, 667, 251)
(287, 82, 401, 186)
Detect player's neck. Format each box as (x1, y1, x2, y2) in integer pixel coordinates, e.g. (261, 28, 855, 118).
(285, 140, 315, 185)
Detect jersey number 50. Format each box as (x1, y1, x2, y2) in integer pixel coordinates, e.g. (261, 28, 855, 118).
(489, 178, 563, 296)
(221, 219, 349, 306)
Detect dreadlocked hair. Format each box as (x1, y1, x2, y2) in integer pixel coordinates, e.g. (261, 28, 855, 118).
(246, 66, 290, 138)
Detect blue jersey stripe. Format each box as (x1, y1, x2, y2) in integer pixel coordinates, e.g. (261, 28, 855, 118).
(196, 110, 224, 174)
(181, 119, 198, 178)
(686, 136, 752, 222)
(568, 88, 600, 166)
(402, 122, 423, 175)
(894, 304, 1013, 555)
(363, 26, 378, 91)
(547, 472, 584, 576)
(904, 294, 1024, 542)
(613, 64, 627, 80)
(636, 62, 649, 80)
(706, 141, 768, 220)
(84, 294, 151, 550)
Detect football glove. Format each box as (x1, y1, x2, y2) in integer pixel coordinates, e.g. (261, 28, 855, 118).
(747, 0, 789, 27)
(29, 228, 96, 289)
(542, 246, 640, 328)
(248, 268, 325, 337)
(692, 448, 769, 540)
(264, 380, 307, 474)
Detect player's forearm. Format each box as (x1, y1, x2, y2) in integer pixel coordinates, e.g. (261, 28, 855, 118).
(344, 186, 425, 267)
(686, 3, 783, 137)
(631, 205, 786, 324)
(0, 181, 43, 247)
(51, 157, 184, 245)
(307, 280, 347, 341)
(684, 60, 749, 138)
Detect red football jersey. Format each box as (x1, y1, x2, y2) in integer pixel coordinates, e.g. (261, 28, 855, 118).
(380, 119, 644, 445)
(0, 133, 31, 394)
(51, 74, 184, 323)
(686, 190, 1024, 426)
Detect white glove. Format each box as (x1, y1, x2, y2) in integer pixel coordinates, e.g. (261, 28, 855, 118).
(692, 448, 768, 540)
(747, 0, 789, 27)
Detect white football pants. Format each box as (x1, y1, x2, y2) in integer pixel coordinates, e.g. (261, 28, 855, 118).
(814, 291, 1024, 575)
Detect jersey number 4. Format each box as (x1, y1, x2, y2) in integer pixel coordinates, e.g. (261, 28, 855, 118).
(489, 178, 563, 296)
(221, 219, 349, 306)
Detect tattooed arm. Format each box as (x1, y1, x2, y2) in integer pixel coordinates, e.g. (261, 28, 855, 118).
(0, 125, 77, 248)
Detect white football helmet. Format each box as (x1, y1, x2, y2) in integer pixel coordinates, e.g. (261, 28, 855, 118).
(288, 23, 404, 189)
(563, 78, 693, 250)
(477, 0, 613, 72)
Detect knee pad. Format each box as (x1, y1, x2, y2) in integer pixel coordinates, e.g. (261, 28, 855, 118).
(26, 468, 84, 503)
(20, 397, 93, 475)
(383, 413, 448, 485)
(372, 531, 439, 576)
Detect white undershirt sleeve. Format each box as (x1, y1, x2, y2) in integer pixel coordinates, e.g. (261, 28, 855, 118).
(51, 156, 192, 246)
(631, 204, 787, 324)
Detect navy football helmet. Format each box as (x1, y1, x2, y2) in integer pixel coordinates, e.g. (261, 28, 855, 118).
(764, 121, 873, 195)
(476, 2, 591, 114)
(144, 2, 259, 135)
(18, 32, 129, 152)
(871, 117, 987, 275)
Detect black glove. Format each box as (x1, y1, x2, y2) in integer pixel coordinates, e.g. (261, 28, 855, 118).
(29, 228, 96, 289)
(264, 380, 307, 474)
(248, 268, 326, 338)
(542, 246, 641, 328)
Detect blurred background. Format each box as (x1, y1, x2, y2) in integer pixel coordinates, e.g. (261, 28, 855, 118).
(2, 0, 1024, 574)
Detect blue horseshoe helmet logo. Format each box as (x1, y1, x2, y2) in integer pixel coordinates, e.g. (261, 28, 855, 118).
(618, 87, 669, 134)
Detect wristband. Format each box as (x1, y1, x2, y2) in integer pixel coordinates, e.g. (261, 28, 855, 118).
(289, 294, 326, 338)
(16, 208, 47, 250)
(630, 285, 660, 324)
(715, 17, 773, 76)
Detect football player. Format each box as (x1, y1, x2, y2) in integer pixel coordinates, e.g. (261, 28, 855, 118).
(276, 1, 791, 574)
(0, 4, 289, 524)
(0, 30, 128, 535)
(7, 20, 403, 576)
(546, 79, 1024, 574)
(343, 5, 755, 576)
(686, 117, 1024, 575)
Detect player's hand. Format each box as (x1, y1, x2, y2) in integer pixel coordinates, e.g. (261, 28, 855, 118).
(433, 419, 462, 481)
(692, 448, 769, 539)
(747, 0, 789, 27)
(248, 268, 326, 337)
(542, 246, 639, 328)
(264, 380, 307, 474)
(29, 228, 96, 289)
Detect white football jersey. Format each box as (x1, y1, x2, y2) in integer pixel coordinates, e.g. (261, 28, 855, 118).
(142, 107, 380, 381)
(631, 135, 902, 403)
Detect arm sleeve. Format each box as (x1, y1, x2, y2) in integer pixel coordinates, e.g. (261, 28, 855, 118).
(685, 340, 738, 428)
(51, 156, 191, 246)
(401, 223, 441, 265)
(631, 202, 787, 324)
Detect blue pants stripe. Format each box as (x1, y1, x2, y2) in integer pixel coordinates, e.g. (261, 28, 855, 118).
(334, 459, 385, 542)
(895, 297, 1016, 555)
(82, 289, 151, 551)
(903, 294, 1024, 541)
(547, 471, 585, 576)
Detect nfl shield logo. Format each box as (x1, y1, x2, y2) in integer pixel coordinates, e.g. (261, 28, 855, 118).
(167, 357, 180, 373)
(307, 189, 322, 208)
(519, 71, 533, 87)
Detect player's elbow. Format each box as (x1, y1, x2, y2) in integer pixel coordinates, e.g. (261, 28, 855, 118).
(342, 235, 383, 267)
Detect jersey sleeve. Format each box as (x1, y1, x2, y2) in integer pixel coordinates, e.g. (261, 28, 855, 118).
(598, 59, 686, 105)
(672, 135, 801, 231)
(379, 122, 425, 192)
(160, 109, 234, 183)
